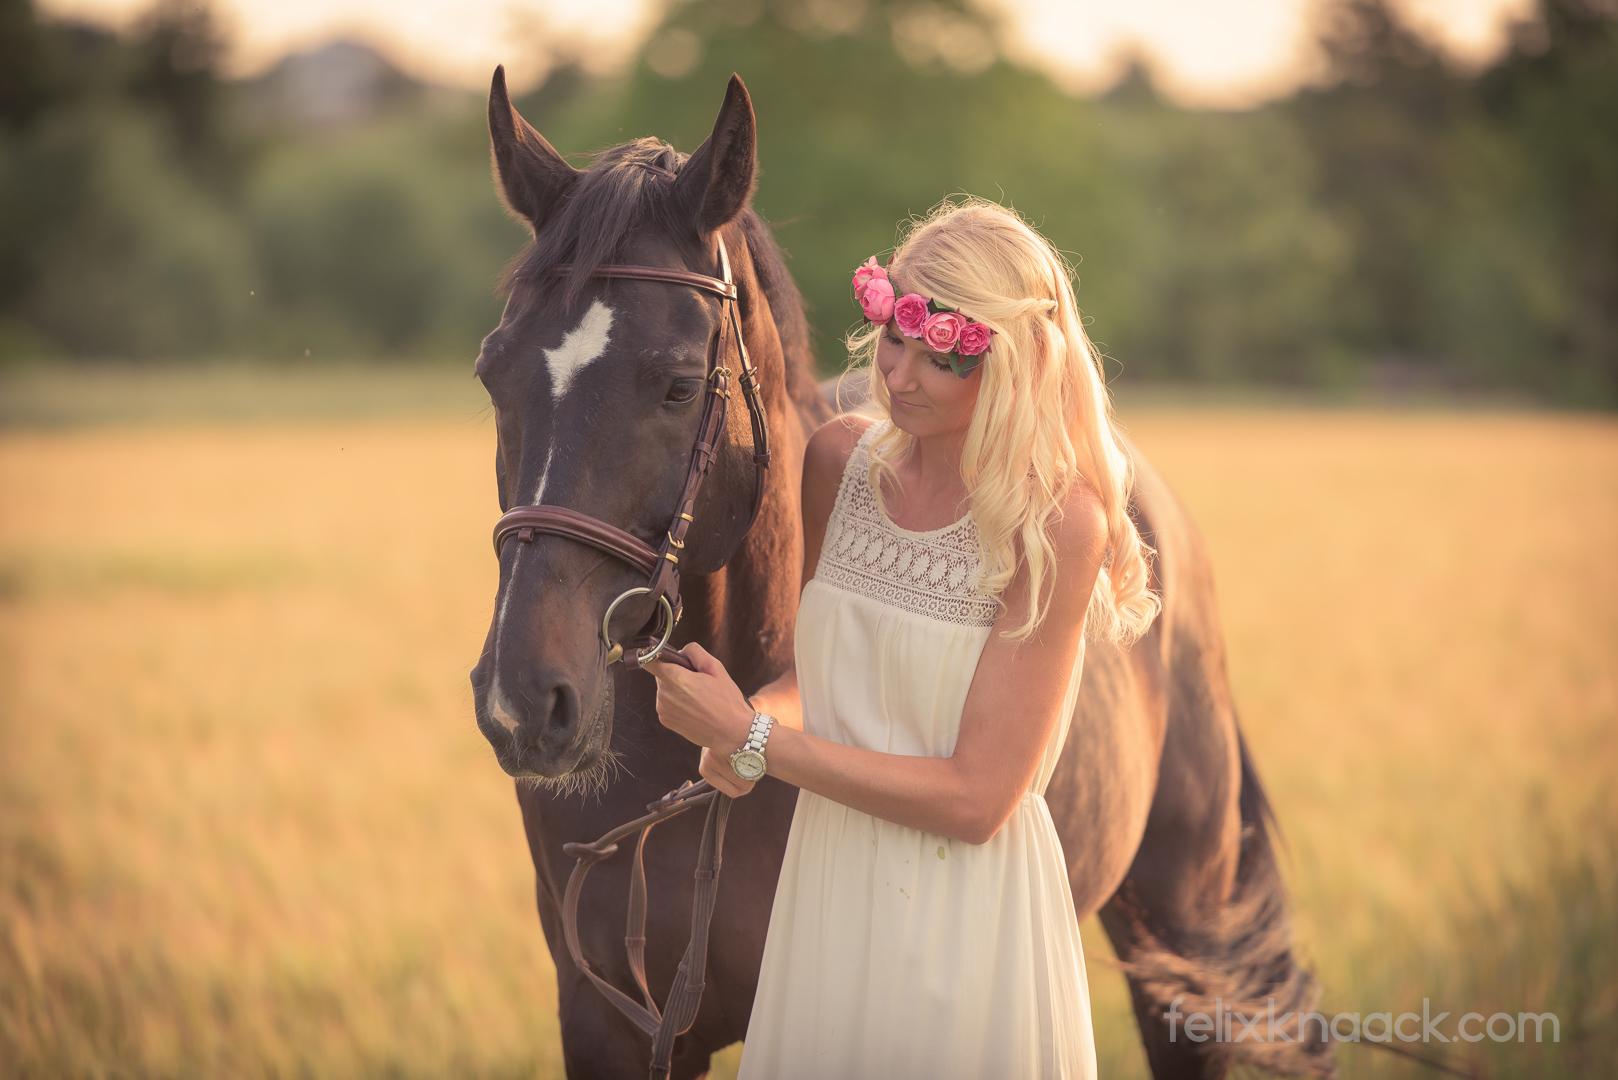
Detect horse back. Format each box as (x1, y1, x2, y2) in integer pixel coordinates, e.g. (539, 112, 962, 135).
(1045, 436, 1247, 919)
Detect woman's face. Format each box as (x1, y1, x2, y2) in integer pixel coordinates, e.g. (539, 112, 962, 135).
(875, 319, 982, 439)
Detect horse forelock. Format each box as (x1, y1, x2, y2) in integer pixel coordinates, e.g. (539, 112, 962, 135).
(500, 138, 692, 308)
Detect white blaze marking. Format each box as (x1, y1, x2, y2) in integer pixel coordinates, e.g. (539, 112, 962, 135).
(534, 300, 612, 503)
(544, 300, 614, 401)
(533, 446, 554, 505)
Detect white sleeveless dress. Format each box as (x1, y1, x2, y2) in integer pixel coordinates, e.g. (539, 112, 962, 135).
(737, 422, 1097, 1079)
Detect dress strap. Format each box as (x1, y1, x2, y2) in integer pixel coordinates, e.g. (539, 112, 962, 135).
(813, 421, 1000, 627)
(825, 420, 883, 531)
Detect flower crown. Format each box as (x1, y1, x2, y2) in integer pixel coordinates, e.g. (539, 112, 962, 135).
(852, 256, 994, 378)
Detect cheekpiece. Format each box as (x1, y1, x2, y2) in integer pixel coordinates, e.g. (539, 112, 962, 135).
(852, 256, 995, 379)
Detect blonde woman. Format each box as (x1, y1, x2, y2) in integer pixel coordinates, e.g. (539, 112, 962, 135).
(648, 198, 1160, 1077)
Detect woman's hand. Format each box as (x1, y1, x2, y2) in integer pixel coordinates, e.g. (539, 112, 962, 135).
(698, 746, 756, 799)
(645, 642, 759, 797)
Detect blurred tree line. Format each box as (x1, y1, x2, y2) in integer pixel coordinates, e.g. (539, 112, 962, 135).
(0, 0, 1613, 404)
(0, 0, 525, 362)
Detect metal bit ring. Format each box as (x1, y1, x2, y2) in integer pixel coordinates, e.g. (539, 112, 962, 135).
(601, 587, 676, 666)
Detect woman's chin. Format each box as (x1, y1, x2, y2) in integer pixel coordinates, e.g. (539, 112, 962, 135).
(886, 402, 927, 434)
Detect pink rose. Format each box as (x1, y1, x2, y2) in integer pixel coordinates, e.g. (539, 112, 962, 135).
(893, 293, 930, 337)
(858, 276, 894, 322)
(956, 320, 993, 356)
(852, 257, 887, 295)
(922, 311, 965, 352)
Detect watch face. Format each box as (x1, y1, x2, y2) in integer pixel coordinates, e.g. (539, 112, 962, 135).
(730, 749, 766, 781)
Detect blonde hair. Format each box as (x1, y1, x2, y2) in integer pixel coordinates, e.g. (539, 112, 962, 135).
(846, 198, 1161, 645)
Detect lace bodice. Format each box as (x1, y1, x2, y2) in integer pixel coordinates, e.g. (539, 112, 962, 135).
(812, 422, 1000, 628)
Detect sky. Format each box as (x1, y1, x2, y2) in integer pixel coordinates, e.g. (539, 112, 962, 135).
(37, 0, 1540, 108)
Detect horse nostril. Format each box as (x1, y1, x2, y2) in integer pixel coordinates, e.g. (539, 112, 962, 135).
(535, 682, 577, 746)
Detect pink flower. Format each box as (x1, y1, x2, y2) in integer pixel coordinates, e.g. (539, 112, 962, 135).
(893, 294, 930, 337)
(922, 311, 965, 352)
(858, 276, 894, 322)
(956, 320, 993, 356)
(852, 257, 888, 295)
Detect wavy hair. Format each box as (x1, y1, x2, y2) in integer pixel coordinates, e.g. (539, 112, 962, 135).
(846, 198, 1161, 645)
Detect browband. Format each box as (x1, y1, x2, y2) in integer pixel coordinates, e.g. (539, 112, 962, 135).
(549, 263, 738, 300)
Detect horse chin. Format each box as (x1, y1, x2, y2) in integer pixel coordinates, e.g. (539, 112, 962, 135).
(515, 748, 622, 798)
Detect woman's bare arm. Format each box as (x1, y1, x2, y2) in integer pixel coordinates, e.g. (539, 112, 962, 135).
(655, 421, 1107, 843)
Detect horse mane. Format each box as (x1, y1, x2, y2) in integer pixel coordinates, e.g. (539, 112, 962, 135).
(502, 136, 821, 415)
(736, 208, 824, 415)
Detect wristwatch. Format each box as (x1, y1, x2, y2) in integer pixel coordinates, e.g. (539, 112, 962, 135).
(729, 712, 776, 782)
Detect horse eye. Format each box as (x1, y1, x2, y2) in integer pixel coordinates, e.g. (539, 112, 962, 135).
(666, 378, 703, 404)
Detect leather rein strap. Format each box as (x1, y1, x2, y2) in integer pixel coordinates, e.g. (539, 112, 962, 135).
(561, 780, 730, 1078)
(491, 236, 771, 670)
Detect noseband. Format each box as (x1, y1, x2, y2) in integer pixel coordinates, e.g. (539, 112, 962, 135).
(491, 236, 771, 668)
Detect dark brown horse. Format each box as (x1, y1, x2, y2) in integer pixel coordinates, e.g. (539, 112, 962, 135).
(470, 69, 1336, 1079)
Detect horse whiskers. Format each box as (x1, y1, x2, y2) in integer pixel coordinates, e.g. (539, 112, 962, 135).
(518, 748, 624, 799)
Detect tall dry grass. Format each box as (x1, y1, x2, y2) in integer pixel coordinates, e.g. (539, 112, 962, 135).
(0, 420, 560, 1078)
(1, 400, 1614, 1078)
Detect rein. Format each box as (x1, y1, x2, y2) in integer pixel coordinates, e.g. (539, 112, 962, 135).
(490, 236, 771, 1076)
(562, 780, 730, 1078)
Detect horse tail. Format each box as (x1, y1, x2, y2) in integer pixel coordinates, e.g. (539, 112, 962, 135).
(1111, 726, 1338, 1077)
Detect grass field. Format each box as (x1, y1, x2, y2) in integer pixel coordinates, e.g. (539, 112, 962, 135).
(1, 367, 1614, 1078)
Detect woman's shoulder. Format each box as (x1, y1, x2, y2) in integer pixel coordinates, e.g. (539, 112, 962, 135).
(801, 414, 878, 541)
(1040, 475, 1109, 615)
(1049, 475, 1108, 560)
(804, 413, 879, 491)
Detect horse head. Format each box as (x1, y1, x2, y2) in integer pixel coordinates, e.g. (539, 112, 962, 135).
(470, 68, 779, 783)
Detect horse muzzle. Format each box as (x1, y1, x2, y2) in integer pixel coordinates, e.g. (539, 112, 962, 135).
(472, 654, 616, 779)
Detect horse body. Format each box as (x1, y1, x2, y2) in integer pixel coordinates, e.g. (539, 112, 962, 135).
(472, 69, 1332, 1079)
(1050, 442, 1328, 1077)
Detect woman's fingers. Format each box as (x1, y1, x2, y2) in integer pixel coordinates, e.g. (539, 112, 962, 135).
(699, 747, 756, 798)
(643, 651, 687, 683)
(680, 640, 727, 678)
(697, 755, 739, 796)
(643, 641, 753, 752)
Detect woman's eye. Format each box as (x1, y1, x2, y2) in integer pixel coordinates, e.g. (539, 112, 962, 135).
(666, 378, 702, 404)
(883, 331, 903, 347)
(927, 355, 952, 372)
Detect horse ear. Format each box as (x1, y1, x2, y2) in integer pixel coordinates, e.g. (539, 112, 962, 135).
(674, 74, 757, 235)
(488, 65, 578, 232)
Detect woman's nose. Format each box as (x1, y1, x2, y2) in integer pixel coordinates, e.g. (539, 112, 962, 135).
(886, 353, 917, 391)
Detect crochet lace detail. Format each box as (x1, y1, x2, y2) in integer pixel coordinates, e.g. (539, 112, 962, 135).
(814, 423, 1000, 628)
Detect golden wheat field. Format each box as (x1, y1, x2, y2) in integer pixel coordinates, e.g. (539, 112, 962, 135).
(1, 370, 1614, 1079)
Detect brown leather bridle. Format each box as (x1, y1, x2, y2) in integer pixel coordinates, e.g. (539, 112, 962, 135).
(491, 235, 771, 669)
